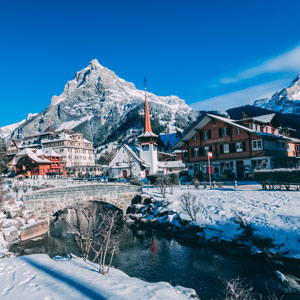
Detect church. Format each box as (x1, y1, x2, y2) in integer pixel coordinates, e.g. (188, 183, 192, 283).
(108, 84, 184, 179)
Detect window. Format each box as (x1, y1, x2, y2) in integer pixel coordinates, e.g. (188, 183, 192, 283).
(223, 144, 229, 154)
(277, 141, 285, 149)
(252, 140, 262, 150)
(153, 145, 157, 150)
(236, 142, 243, 152)
(193, 148, 199, 156)
(203, 131, 210, 140)
(193, 135, 197, 142)
(222, 127, 229, 137)
(204, 146, 209, 155)
(142, 145, 149, 151)
(252, 159, 268, 170)
(236, 128, 241, 135)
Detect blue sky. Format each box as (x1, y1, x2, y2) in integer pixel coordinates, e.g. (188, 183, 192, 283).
(1, 0, 300, 126)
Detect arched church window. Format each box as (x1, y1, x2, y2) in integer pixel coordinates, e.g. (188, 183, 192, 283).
(142, 145, 149, 151)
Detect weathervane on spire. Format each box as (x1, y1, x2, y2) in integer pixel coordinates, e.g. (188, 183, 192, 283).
(143, 77, 147, 91)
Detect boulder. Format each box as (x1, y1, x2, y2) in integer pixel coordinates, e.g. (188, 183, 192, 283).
(20, 220, 49, 241)
(131, 195, 142, 205)
(275, 271, 300, 295)
(3, 229, 20, 242)
(143, 197, 152, 205)
(2, 218, 21, 229)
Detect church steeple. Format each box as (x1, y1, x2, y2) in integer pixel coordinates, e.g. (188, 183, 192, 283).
(138, 77, 158, 175)
(138, 77, 158, 140)
(144, 94, 152, 133)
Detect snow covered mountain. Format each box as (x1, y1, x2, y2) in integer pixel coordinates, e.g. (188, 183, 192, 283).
(9, 59, 198, 146)
(0, 113, 38, 141)
(254, 75, 300, 114)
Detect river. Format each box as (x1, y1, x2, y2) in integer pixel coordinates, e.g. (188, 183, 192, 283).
(10, 213, 300, 299)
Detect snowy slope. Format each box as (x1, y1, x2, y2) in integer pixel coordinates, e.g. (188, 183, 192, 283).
(0, 254, 196, 300)
(0, 113, 37, 141)
(9, 59, 198, 145)
(254, 75, 300, 114)
(144, 187, 300, 259)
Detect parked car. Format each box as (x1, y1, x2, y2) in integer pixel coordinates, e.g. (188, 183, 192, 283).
(179, 175, 193, 185)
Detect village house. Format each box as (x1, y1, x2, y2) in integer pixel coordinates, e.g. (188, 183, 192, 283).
(7, 127, 95, 168)
(12, 148, 66, 178)
(108, 144, 149, 179)
(173, 113, 300, 179)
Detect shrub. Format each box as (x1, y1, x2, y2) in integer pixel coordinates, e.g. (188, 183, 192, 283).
(254, 169, 300, 184)
(130, 177, 143, 186)
(194, 179, 200, 189)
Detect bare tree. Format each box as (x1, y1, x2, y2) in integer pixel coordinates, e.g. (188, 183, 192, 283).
(63, 202, 120, 274)
(179, 192, 201, 222)
(156, 175, 169, 198)
(12, 184, 20, 200)
(0, 177, 5, 205)
(221, 277, 281, 300)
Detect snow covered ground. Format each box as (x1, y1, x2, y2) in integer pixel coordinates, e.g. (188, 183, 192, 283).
(0, 254, 196, 300)
(143, 186, 300, 259)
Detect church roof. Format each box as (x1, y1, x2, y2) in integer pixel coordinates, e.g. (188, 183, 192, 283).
(138, 90, 158, 139)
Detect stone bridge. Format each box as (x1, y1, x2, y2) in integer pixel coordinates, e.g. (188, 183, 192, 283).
(23, 184, 142, 220)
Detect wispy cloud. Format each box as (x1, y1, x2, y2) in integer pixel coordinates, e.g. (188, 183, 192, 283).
(221, 45, 300, 84)
(191, 79, 289, 111)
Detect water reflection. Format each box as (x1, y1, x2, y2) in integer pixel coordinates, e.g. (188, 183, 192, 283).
(10, 217, 293, 299)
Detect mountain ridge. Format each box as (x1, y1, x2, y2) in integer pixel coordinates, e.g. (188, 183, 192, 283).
(7, 59, 199, 146)
(254, 75, 300, 114)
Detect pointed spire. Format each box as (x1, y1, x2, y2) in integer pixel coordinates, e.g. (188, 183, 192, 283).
(138, 77, 158, 140)
(144, 94, 152, 133)
(143, 77, 152, 133)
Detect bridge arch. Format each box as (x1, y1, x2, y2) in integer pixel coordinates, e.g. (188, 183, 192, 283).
(23, 184, 142, 220)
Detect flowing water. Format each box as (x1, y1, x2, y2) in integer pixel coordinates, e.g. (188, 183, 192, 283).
(10, 215, 299, 299)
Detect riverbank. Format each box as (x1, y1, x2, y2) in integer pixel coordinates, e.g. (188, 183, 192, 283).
(0, 253, 197, 299)
(134, 186, 300, 260)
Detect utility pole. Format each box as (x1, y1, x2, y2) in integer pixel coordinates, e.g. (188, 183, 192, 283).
(207, 151, 213, 189)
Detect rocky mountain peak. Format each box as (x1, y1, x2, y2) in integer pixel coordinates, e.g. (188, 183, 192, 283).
(254, 74, 300, 114)
(9, 60, 199, 146)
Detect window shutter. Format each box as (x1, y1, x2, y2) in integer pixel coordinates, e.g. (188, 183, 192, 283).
(208, 130, 211, 139)
(199, 130, 203, 140)
(199, 147, 204, 156)
(229, 143, 235, 153)
(242, 141, 246, 152)
(191, 148, 194, 157)
(219, 128, 222, 137)
(220, 144, 223, 154)
(228, 127, 232, 136)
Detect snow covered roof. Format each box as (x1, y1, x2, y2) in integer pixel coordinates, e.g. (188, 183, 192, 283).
(123, 144, 149, 168)
(173, 113, 295, 149)
(14, 148, 52, 164)
(241, 113, 277, 124)
(158, 161, 185, 169)
(42, 148, 65, 157)
(173, 114, 254, 149)
(138, 131, 158, 138)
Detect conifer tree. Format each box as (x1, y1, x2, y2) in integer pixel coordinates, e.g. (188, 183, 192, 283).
(0, 131, 8, 173)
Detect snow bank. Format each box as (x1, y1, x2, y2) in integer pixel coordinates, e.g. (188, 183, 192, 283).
(143, 187, 300, 259)
(0, 254, 196, 299)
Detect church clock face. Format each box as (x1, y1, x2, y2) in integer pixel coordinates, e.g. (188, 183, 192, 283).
(142, 145, 149, 151)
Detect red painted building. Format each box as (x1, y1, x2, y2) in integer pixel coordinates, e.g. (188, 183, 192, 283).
(174, 113, 300, 179)
(12, 148, 66, 177)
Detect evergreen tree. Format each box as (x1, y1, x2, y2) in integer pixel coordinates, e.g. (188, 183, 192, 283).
(0, 131, 8, 173)
(241, 111, 249, 119)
